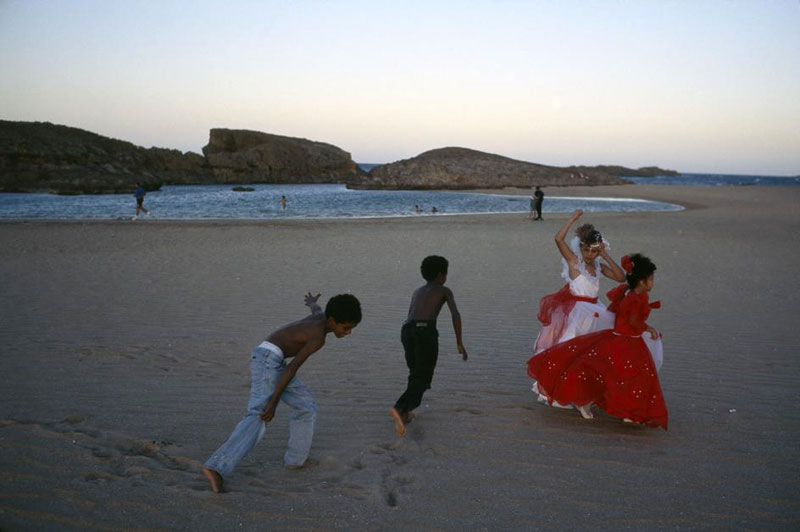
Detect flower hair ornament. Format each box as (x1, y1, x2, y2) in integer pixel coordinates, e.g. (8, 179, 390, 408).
(621, 254, 634, 274)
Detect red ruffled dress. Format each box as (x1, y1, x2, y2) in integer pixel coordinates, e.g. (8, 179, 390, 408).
(527, 285, 668, 429)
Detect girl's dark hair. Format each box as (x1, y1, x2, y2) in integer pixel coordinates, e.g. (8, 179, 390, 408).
(575, 224, 602, 247)
(625, 253, 657, 289)
(325, 294, 362, 324)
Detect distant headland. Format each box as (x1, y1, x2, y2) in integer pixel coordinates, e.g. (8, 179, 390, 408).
(0, 120, 679, 194)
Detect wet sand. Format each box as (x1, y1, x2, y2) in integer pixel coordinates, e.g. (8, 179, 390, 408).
(1, 185, 798, 530)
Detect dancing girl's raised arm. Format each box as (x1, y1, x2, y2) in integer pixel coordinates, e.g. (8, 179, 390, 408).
(554, 209, 583, 279)
(598, 246, 626, 282)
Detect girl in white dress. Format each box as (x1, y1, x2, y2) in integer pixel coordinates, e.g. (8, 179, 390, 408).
(533, 209, 624, 354)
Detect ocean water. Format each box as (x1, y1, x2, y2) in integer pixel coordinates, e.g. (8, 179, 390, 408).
(0, 184, 682, 220)
(622, 173, 800, 186)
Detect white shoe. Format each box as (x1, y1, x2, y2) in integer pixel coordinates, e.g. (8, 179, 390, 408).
(131, 216, 137, 221)
(536, 394, 548, 404)
(577, 404, 594, 419)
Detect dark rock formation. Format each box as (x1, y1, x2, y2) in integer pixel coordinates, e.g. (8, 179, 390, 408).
(569, 164, 680, 177)
(0, 122, 362, 194)
(0, 121, 211, 193)
(202, 129, 362, 184)
(0, 120, 679, 194)
(349, 147, 626, 189)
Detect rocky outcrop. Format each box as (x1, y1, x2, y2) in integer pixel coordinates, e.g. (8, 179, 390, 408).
(202, 128, 362, 183)
(569, 164, 680, 177)
(349, 147, 626, 189)
(0, 121, 679, 194)
(0, 122, 362, 194)
(0, 121, 211, 193)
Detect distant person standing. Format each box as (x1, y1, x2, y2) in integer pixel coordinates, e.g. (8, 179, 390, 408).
(533, 186, 544, 221)
(132, 182, 151, 220)
(528, 194, 536, 220)
(280, 195, 287, 211)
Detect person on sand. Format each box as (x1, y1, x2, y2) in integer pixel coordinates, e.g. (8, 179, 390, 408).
(389, 255, 468, 437)
(528, 193, 536, 220)
(202, 292, 362, 493)
(533, 186, 544, 220)
(528, 254, 668, 429)
(132, 182, 151, 220)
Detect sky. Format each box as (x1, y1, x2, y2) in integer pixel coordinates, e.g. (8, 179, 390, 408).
(1, 0, 798, 175)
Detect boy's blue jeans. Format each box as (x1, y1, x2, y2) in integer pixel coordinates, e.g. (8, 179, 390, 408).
(204, 341, 316, 477)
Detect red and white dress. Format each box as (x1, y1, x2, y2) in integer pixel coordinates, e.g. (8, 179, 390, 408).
(527, 285, 668, 429)
(533, 256, 614, 355)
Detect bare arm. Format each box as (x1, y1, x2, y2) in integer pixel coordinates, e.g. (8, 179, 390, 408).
(260, 337, 323, 421)
(599, 245, 626, 282)
(555, 210, 583, 280)
(304, 291, 323, 317)
(444, 289, 468, 361)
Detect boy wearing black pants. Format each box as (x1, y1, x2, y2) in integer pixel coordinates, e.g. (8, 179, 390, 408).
(389, 256, 468, 437)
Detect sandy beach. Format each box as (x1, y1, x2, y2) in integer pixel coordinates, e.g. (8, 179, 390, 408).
(1, 184, 799, 530)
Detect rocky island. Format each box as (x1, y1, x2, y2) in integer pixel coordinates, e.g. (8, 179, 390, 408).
(352, 147, 630, 189)
(202, 128, 362, 184)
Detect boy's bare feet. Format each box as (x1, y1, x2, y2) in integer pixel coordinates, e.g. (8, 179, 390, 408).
(285, 458, 319, 470)
(202, 467, 224, 493)
(389, 407, 406, 437)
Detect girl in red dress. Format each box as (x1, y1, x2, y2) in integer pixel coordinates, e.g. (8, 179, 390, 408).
(527, 253, 668, 429)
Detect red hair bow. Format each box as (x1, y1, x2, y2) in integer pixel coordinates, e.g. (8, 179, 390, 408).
(621, 255, 634, 273)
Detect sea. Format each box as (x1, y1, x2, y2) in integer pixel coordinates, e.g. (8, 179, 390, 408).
(0, 184, 682, 220)
(0, 172, 795, 221)
(621, 173, 800, 186)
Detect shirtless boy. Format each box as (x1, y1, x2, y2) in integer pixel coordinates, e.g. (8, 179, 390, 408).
(389, 256, 468, 437)
(202, 292, 361, 493)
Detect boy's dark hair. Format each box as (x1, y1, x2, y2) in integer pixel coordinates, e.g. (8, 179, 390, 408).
(325, 294, 362, 324)
(421, 255, 448, 281)
(626, 253, 657, 289)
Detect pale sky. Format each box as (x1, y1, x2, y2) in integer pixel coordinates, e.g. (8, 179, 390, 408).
(1, 0, 798, 175)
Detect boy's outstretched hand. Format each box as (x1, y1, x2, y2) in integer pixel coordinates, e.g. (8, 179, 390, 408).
(458, 343, 468, 361)
(304, 292, 321, 308)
